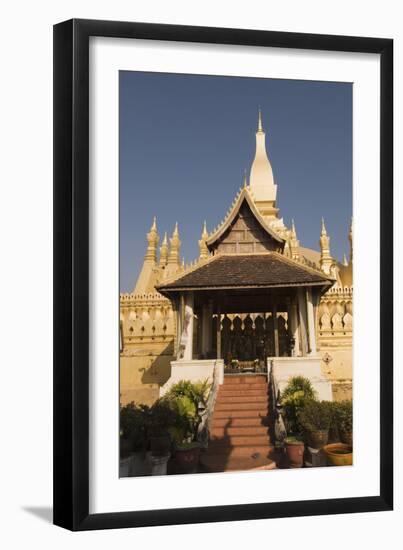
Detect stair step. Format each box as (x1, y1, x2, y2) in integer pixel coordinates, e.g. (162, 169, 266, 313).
(223, 382, 268, 391)
(216, 395, 268, 404)
(215, 402, 269, 412)
(212, 416, 269, 428)
(206, 443, 274, 457)
(200, 454, 276, 473)
(210, 434, 269, 446)
(213, 409, 269, 419)
(219, 389, 268, 398)
(210, 426, 269, 437)
(224, 376, 267, 384)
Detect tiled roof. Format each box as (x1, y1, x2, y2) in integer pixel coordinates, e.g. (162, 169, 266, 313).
(157, 253, 332, 292)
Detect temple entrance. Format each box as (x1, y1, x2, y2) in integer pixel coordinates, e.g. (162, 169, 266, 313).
(215, 311, 290, 372)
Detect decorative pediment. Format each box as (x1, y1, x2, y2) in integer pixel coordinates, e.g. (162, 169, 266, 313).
(206, 188, 285, 255)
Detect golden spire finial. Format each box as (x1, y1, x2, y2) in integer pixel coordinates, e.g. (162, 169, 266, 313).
(258, 107, 263, 132)
(343, 253, 348, 266)
(321, 217, 327, 235)
(173, 222, 179, 236)
(291, 218, 296, 235)
(202, 220, 208, 239)
(151, 216, 157, 231)
(159, 231, 168, 266)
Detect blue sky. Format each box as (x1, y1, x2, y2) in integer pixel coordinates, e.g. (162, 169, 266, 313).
(120, 71, 352, 293)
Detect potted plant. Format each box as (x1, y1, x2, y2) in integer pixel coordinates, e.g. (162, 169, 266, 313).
(146, 400, 178, 457)
(119, 401, 149, 476)
(164, 380, 211, 473)
(284, 436, 305, 468)
(298, 400, 332, 449)
(281, 376, 317, 438)
(333, 400, 353, 446)
(323, 443, 353, 466)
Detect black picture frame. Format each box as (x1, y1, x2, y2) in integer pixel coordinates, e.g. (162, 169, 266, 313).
(53, 18, 393, 531)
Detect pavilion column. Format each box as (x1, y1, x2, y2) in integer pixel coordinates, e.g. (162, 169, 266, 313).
(175, 294, 184, 359)
(289, 300, 301, 357)
(216, 302, 222, 359)
(306, 287, 317, 356)
(297, 287, 309, 356)
(182, 292, 194, 360)
(201, 302, 212, 357)
(272, 303, 279, 357)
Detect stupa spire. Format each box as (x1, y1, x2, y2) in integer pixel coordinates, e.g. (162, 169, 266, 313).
(320, 217, 333, 275)
(133, 217, 159, 292)
(258, 107, 263, 132)
(249, 109, 278, 217)
(168, 223, 181, 266)
(159, 231, 168, 266)
(144, 216, 159, 263)
(289, 219, 300, 261)
(199, 221, 209, 260)
(349, 217, 353, 262)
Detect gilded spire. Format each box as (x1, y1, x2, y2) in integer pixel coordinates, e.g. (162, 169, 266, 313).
(199, 221, 209, 260)
(168, 222, 181, 266)
(320, 217, 332, 275)
(144, 217, 159, 263)
(349, 217, 353, 262)
(343, 253, 348, 266)
(289, 219, 300, 260)
(159, 231, 168, 266)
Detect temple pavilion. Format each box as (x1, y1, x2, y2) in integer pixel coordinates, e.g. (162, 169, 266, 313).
(120, 110, 353, 408)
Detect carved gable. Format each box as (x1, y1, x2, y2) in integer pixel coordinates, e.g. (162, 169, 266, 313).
(208, 201, 283, 255)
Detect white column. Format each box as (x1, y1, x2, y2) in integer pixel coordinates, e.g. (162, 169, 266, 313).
(297, 287, 308, 356)
(272, 303, 279, 356)
(182, 292, 194, 360)
(306, 287, 317, 356)
(216, 302, 221, 359)
(201, 303, 209, 357)
(290, 302, 301, 356)
(175, 294, 183, 359)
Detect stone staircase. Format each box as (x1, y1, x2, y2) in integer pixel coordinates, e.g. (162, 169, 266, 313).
(200, 375, 276, 472)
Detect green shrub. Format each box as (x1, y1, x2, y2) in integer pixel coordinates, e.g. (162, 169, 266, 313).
(281, 376, 317, 436)
(298, 400, 332, 433)
(163, 379, 211, 444)
(119, 402, 148, 451)
(330, 400, 353, 435)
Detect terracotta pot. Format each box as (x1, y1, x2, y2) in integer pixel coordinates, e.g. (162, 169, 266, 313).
(174, 444, 201, 473)
(339, 430, 353, 447)
(307, 429, 329, 449)
(149, 434, 171, 456)
(323, 443, 353, 466)
(285, 440, 305, 468)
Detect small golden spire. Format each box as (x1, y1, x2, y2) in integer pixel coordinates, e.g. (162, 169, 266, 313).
(321, 217, 327, 235)
(202, 220, 208, 239)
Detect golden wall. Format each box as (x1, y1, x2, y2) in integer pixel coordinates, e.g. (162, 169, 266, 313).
(120, 286, 353, 405)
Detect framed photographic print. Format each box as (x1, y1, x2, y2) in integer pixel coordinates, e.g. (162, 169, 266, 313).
(53, 19, 393, 530)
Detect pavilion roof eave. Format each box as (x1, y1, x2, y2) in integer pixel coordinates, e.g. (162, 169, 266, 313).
(157, 280, 332, 296)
